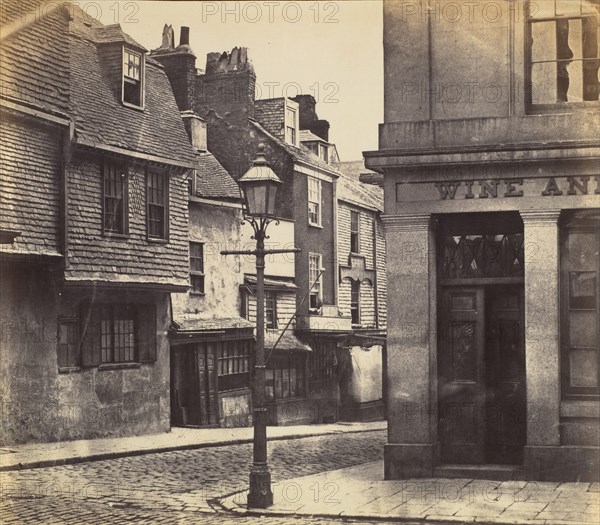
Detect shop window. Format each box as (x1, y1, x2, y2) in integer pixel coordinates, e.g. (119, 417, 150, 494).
(561, 210, 600, 398)
(217, 340, 251, 391)
(527, 0, 599, 107)
(79, 302, 156, 366)
(99, 305, 136, 363)
(190, 242, 205, 294)
(309, 342, 336, 381)
(147, 170, 168, 240)
(309, 252, 323, 310)
(350, 210, 360, 253)
(350, 279, 360, 325)
(266, 292, 277, 329)
(103, 159, 128, 235)
(266, 354, 306, 401)
(58, 317, 80, 370)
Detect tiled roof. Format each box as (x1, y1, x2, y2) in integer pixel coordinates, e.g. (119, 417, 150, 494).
(93, 24, 147, 51)
(174, 316, 254, 332)
(333, 160, 384, 212)
(68, 7, 196, 167)
(195, 151, 240, 200)
(249, 120, 340, 177)
(254, 99, 285, 140)
(265, 330, 312, 352)
(299, 130, 324, 142)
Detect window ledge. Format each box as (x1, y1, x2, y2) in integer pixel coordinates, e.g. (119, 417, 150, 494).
(148, 237, 169, 244)
(98, 362, 141, 371)
(308, 222, 323, 229)
(190, 291, 205, 296)
(58, 366, 82, 374)
(102, 232, 129, 240)
(122, 101, 145, 111)
(219, 387, 251, 397)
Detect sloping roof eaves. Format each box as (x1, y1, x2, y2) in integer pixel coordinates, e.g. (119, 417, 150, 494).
(266, 330, 312, 352)
(68, 18, 196, 167)
(195, 151, 241, 200)
(334, 161, 384, 212)
(249, 119, 341, 178)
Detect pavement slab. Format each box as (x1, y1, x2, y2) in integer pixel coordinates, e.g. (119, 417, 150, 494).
(221, 460, 599, 525)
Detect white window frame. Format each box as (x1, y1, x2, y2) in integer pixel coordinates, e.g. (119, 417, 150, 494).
(308, 176, 321, 227)
(284, 101, 299, 146)
(309, 252, 323, 310)
(350, 210, 360, 253)
(122, 47, 145, 109)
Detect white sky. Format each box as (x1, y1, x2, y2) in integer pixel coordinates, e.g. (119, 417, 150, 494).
(95, 0, 383, 161)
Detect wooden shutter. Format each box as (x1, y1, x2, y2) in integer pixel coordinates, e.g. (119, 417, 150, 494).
(138, 303, 157, 363)
(80, 302, 101, 367)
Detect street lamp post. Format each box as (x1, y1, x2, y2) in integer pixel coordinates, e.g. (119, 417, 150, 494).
(221, 144, 300, 509)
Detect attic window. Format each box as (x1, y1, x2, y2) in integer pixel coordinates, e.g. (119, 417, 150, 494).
(122, 49, 144, 107)
(285, 105, 298, 146)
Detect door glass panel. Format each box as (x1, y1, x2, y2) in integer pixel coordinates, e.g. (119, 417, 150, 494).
(451, 294, 475, 311)
(569, 310, 597, 347)
(570, 349, 599, 388)
(451, 322, 476, 382)
(567, 232, 596, 270)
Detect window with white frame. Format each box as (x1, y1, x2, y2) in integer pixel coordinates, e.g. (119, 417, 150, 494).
(147, 170, 168, 240)
(190, 242, 205, 294)
(123, 48, 144, 107)
(350, 210, 360, 253)
(309, 252, 323, 310)
(285, 105, 298, 146)
(308, 176, 321, 226)
(350, 279, 360, 325)
(265, 291, 277, 329)
(527, 0, 599, 106)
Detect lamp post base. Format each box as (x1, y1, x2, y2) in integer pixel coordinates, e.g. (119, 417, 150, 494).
(247, 465, 273, 508)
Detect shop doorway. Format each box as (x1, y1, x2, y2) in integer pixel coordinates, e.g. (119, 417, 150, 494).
(171, 344, 218, 427)
(438, 284, 526, 465)
(437, 212, 526, 465)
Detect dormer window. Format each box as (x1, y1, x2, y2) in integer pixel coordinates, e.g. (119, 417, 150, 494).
(285, 103, 298, 146)
(123, 48, 144, 107)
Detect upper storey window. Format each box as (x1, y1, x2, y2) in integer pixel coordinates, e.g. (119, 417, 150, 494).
(285, 102, 298, 146)
(123, 48, 144, 107)
(527, 0, 599, 108)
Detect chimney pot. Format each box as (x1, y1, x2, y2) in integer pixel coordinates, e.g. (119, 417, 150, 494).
(180, 26, 190, 46)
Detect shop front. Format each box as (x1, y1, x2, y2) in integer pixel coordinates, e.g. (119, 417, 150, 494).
(366, 159, 599, 482)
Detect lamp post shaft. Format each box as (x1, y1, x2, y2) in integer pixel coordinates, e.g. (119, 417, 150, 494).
(247, 231, 273, 508)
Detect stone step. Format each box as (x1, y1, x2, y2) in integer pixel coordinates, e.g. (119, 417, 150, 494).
(434, 464, 527, 481)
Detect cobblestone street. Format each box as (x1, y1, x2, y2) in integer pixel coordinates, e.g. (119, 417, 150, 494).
(1, 429, 391, 524)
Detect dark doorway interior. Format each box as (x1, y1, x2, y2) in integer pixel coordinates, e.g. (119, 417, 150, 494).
(437, 212, 526, 465)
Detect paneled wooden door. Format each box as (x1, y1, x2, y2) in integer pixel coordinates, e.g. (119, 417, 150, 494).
(439, 287, 486, 464)
(171, 344, 218, 427)
(438, 286, 525, 464)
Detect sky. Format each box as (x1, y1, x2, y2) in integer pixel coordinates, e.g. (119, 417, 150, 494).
(95, 0, 384, 161)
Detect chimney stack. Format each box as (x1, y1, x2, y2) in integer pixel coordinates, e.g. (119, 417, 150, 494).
(180, 26, 190, 47)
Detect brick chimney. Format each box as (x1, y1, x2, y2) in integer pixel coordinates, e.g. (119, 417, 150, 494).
(151, 25, 197, 112)
(291, 94, 330, 142)
(195, 47, 256, 125)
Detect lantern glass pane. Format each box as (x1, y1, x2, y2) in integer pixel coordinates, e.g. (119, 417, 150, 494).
(267, 184, 278, 216)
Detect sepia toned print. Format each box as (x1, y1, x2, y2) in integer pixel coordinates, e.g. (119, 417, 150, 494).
(1, 1, 598, 524)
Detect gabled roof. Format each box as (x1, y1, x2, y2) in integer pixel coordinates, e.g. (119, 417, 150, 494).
(68, 8, 196, 167)
(194, 151, 241, 200)
(249, 119, 340, 177)
(333, 160, 384, 212)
